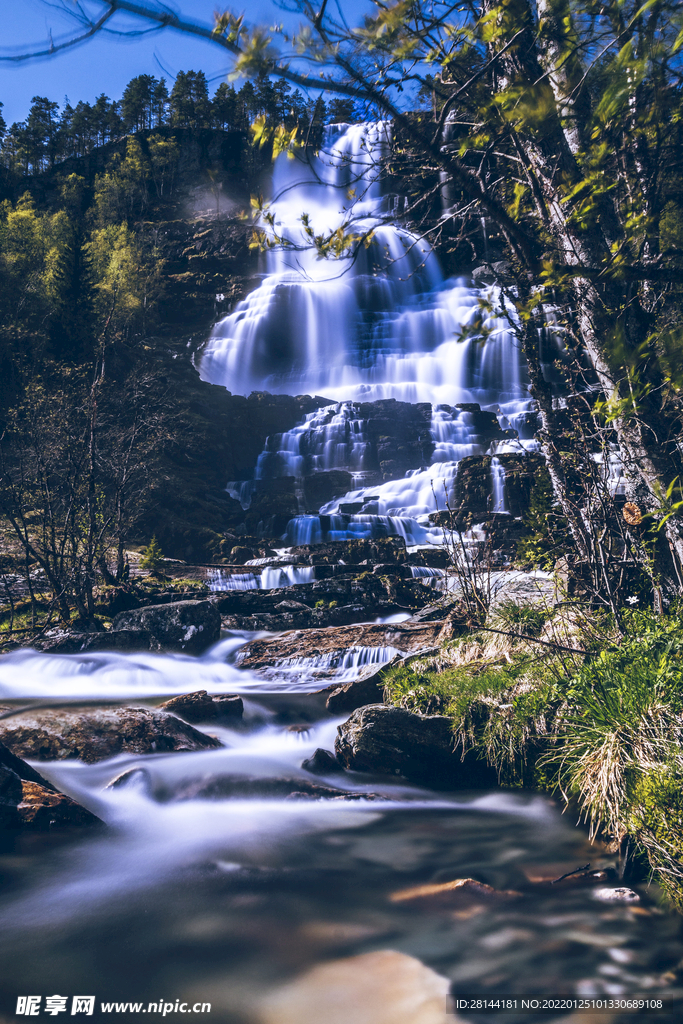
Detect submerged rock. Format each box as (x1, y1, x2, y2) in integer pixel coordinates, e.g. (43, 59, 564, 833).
(301, 748, 344, 775)
(112, 599, 221, 654)
(0, 707, 221, 764)
(257, 949, 455, 1024)
(0, 740, 100, 828)
(389, 878, 520, 907)
(335, 705, 496, 788)
(157, 691, 243, 723)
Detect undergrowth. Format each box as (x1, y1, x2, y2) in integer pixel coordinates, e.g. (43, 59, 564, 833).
(383, 603, 683, 905)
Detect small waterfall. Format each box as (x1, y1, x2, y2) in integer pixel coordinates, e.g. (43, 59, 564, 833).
(255, 402, 373, 485)
(490, 457, 508, 513)
(264, 644, 404, 684)
(208, 565, 314, 592)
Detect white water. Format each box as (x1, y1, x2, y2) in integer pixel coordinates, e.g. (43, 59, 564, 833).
(490, 456, 508, 513)
(208, 565, 314, 592)
(198, 122, 554, 544)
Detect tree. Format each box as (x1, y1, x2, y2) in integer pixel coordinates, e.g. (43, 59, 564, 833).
(170, 70, 211, 128)
(0, 102, 6, 143)
(121, 73, 155, 132)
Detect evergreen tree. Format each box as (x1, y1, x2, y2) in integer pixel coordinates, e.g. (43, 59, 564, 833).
(122, 74, 156, 132)
(170, 71, 211, 127)
(49, 228, 96, 362)
(152, 79, 169, 126)
(140, 535, 164, 574)
(0, 103, 6, 143)
(212, 83, 239, 130)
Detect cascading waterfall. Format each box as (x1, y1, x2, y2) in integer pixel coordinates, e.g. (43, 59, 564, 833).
(208, 565, 314, 592)
(199, 122, 556, 544)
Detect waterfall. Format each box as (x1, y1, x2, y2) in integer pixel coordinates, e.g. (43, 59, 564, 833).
(198, 122, 558, 544)
(490, 457, 508, 513)
(208, 565, 314, 592)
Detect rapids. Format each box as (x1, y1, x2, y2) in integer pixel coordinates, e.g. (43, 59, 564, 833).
(0, 636, 681, 1020)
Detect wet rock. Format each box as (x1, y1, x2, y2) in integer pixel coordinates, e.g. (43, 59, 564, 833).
(17, 780, 100, 829)
(302, 470, 353, 509)
(301, 748, 344, 775)
(408, 597, 466, 623)
(0, 740, 100, 828)
(592, 887, 640, 903)
(0, 707, 221, 764)
(157, 690, 243, 723)
(323, 658, 401, 713)
(36, 629, 159, 654)
(257, 949, 455, 1024)
(290, 537, 407, 566)
(389, 878, 521, 907)
(237, 621, 443, 671)
(112, 599, 221, 654)
(163, 774, 377, 802)
(335, 704, 496, 788)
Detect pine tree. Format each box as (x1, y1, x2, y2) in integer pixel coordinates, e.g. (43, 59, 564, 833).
(140, 535, 164, 575)
(49, 229, 96, 363)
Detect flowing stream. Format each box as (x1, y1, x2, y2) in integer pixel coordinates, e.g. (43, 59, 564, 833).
(0, 124, 679, 1020)
(0, 638, 681, 1020)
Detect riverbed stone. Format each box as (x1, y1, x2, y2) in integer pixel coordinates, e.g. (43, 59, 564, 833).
(323, 657, 401, 713)
(0, 740, 100, 828)
(36, 628, 159, 654)
(301, 748, 344, 775)
(237, 621, 443, 672)
(0, 707, 221, 764)
(257, 949, 455, 1024)
(112, 599, 221, 653)
(335, 704, 495, 787)
(157, 690, 243, 722)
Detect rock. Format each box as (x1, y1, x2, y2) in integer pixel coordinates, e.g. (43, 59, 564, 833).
(237, 621, 444, 672)
(389, 878, 520, 907)
(592, 887, 640, 903)
(112, 600, 221, 654)
(323, 658, 401, 713)
(335, 705, 496, 788)
(36, 629, 159, 654)
(17, 780, 100, 829)
(0, 740, 100, 828)
(157, 691, 243, 723)
(0, 707, 221, 764)
(301, 748, 344, 775)
(257, 949, 455, 1024)
(157, 774, 382, 802)
(408, 597, 466, 623)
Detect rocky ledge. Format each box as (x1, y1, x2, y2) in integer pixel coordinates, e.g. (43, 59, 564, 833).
(0, 706, 221, 764)
(0, 740, 100, 829)
(236, 621, 443, 672)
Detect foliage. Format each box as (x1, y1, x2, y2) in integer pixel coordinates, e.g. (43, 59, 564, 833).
(515, 470, 569, 570)
(139, 535, 164, 575)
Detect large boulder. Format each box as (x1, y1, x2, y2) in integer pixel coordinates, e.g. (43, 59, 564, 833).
(0, 707, 221, 764)
(0, 740, 100, 829)
(36, 629, 159, 654)
(335, 705, 495, 788)
(112, 599, 221, 654)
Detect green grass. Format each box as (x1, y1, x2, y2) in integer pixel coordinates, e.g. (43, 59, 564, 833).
(383, 605, 683, 903)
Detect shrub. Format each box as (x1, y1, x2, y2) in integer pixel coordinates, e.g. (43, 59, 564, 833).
(140, 535, 164, 575)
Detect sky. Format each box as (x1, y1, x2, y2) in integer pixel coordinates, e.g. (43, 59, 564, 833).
(0, 0, 371, 126)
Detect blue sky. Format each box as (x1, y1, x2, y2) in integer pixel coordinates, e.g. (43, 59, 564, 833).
(1, 1, 371, 125)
